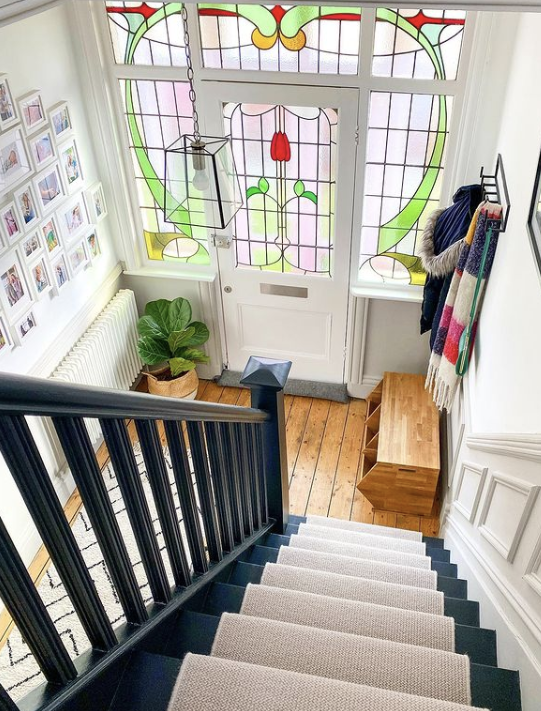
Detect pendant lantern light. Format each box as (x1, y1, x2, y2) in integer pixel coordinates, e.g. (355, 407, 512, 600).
(164, 7, 242, 230)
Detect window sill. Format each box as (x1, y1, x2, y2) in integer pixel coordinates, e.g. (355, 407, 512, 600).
(351, 282, 424, 304)
(122, 268, 217, 283)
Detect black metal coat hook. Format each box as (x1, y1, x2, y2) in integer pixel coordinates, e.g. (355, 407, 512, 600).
(479, 153, 511, 232)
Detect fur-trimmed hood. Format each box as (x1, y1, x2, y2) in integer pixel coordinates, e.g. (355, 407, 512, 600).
(419, 209, 464, 278)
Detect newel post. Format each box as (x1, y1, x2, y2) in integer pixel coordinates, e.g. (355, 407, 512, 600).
(241, 356, 292, 534)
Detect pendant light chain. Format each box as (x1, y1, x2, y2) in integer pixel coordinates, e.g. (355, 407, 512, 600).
(181, 4, 201, 144)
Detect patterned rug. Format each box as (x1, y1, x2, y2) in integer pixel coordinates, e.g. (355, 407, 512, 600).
(0, 444, 199, 702)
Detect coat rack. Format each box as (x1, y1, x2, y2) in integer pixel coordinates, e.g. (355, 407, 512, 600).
(480, 153, 510, 232)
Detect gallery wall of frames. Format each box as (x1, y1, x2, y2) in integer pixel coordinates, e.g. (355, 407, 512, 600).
(0, 76, 108, 358)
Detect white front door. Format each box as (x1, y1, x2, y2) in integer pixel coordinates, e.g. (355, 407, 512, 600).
(206, 82, 358, 382)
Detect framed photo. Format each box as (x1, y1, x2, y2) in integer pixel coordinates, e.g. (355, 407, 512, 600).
(18, 91, 47, 135)
(84, 182, 107, 223)
(0, 202, 22, 244)
(67, 238, 89, 276)
(0, 75, 19, 131)
(528, 148, 541, 276)
(0, 127, 32, 195)
(14, 308, 37, 344)
(21, 230, 42, 261)
(85, 226, 101, 260)
(34, 163, 65, 214)
(0, 312, 13, 358)
(28, 254, 52, 299)
(28, 128, 56, 171)
(49, 102, 72, 142)
(50, 252, 69, 290)
(13, 182, 40, 229)
(58, 194, 89, 243)
(40, 215, 62, 259)
(0, 250, 32, 320)
(58, 139, 82, 192)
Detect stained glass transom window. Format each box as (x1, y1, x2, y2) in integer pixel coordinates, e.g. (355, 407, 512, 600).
(223, 103, 337, 275)
(121, 79, 210, 263)
(360, 91, 452, 285)
(373, 9, 466, 80)
(106, 2, 186, 66)
(199, 5, 361, 74)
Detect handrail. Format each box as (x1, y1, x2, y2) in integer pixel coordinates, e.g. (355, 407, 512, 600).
(0, 373, 268, 423)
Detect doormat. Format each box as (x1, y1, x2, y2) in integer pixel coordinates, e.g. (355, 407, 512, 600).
(217, 371, 349, 403)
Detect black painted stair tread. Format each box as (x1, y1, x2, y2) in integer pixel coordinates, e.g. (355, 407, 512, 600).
(162, 610, 220, 659)
(109, 651, 181, 711)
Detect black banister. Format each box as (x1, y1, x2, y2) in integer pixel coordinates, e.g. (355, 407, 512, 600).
(241, 356, 291, 534)
(0, 414, 117, 651)
(0, 684, 17, 711)
(0, 373, 267, 423)
(0, 517, 77, 686)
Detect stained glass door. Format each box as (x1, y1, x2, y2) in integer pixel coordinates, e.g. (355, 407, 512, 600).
(205, 82, 357, 382)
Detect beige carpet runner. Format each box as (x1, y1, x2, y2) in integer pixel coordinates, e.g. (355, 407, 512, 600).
(260, 562, 445, 614)
(240, 584, 454, 650)
(168, 516, 482, 711)
(170, 655, 487, 711)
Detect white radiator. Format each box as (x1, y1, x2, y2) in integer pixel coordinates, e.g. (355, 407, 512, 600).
(50, 289, 143, 444)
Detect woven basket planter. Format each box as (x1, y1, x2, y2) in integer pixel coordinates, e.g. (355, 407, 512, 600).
(145, 367, 199, 400)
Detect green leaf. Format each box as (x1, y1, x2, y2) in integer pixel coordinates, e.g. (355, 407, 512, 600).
(137, 336, 171, 365)
(302, 190, 317, 205)
(258, 177, 269, 194)
(294, 180, 305, 197)
(137, 314, 165, 340)
(182, 347, 210, 364)
(185, 321, 210, 347)
(168, 327, 196, 354)
(169, 357, 197, 377)
(168, 297, 192, 332)
(246, 186, 262, 199)
(143, 300, 171, 338)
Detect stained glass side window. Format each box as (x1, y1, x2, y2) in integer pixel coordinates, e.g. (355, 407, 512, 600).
(120, 79, 210, 263)
(359, 91, 452, 285)
(106, 2, 186, 67)
(373, 9, 466, 80)
(223, 103, 337, 276)
(199, 5, 361, 75)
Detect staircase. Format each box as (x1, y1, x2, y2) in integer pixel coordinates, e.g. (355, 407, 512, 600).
(101, 514, 521, 711)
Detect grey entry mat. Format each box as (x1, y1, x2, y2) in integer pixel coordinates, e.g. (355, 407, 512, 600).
(217, 370, 349, 403)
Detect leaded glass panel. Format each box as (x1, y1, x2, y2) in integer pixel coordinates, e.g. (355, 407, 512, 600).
(223, 103, 337, 275)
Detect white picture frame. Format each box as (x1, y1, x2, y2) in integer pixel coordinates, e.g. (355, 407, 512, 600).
(0, 249, 33, 321)
(18, 91, 47, 135)
(0, 202, 23, 245)
(13, 308, 37, 345)
(50, 251, 70, 290)
(58, 138, 83, 193)
(85, 226, 102, 261)
(67, 238, 90, 276)
(33, 163, 65, 215)
(21, 229, 43, 262)
(28, 127, 56, 171)
(48, 101, 72, 143)
(84, 182, 107, 223)
(13, 181, 40, 230)
(40, 214, 62, 259)
(28, 253, 53, 299)
(58, 193, 89, 244)
(0, 75, 19, 131)
(0, 312, 14, 359)
(0, 127, 32, 196)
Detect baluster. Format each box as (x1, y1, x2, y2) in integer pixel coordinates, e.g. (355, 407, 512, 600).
(53, 417, 148, 624)
(236, 424, 254, 536)
(135, 420, 191, 588)
(241, 356, 292, 533)
(254, 424, 269, 524)
(100, 418, 171, 604)
(163, 420, 208, 573)
(221, 422, 244, 544)
(0, 685, 17, 711)
(0, 415, 117, 651)
(204, 421, 235, 552)
(186, 422, 223, 563)
(247, 424, 263, 530)
(0, 517, 77, 685)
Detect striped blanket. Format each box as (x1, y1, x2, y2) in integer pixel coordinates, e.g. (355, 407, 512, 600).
(426, 202, 502, 410)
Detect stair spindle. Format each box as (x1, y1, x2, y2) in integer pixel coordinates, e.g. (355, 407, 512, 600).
(220, 422, 245, 544)
(254, 424, 269, 524)
(0, 517, 77, 685)
(237, 424, 255, 535)
(0, 685, 17, 711)
(247, 424, 263, 530)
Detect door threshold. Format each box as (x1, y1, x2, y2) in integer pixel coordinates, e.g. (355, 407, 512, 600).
(217, 370, 349, 403)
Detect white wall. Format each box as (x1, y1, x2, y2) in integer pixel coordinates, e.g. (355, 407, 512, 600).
(443, 13, 541, 711)
(0, 3, 122, 563)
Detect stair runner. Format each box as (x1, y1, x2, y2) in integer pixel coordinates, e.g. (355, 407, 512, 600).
(158, 515, 519, 711)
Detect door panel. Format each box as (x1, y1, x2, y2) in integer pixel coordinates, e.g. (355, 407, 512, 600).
(205, 82, 358, 382)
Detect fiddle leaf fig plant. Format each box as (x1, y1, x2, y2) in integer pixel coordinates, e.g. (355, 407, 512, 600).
(137, 297, 210, 378)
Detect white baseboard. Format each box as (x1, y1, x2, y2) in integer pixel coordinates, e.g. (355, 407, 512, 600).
(347, 375, 381, 399)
